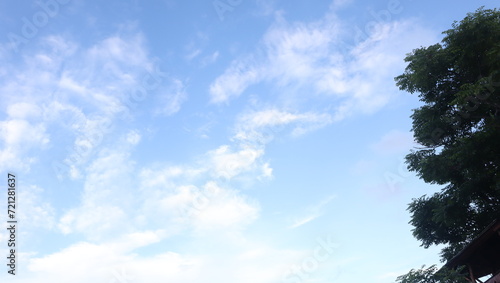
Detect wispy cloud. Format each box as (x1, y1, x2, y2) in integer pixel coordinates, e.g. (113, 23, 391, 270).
(233, 108, 333, 144)
(154, 78, 188, 116)
(0, 110, 50, 172)
(289, 195, 337, 229)
(209, 9, 437, 122)
(0, 2, 444, 282)
(0, 30, 187, 178)
(200, 51, 220, 67)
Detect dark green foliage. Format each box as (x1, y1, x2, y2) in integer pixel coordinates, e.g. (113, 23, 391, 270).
(396, 265, 468, 283)
(394, 7, 500, 282)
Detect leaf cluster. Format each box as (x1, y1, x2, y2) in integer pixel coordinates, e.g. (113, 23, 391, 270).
(396, 265, 468, 283)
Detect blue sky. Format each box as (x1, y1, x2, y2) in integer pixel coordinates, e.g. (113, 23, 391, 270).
(0, 0, 497, 282)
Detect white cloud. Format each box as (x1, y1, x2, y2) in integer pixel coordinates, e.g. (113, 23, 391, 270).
(59, 75, 88, 94)
(260, 162, 273, 179)
(0, 5, 444, 283)
(209, 55, 261, 104)
(126, 130, 142, 145)
(6, 102, 42, 119)
(6, 120, 334, 282)
(18, 185, 56, 230)
(87, 34, 150, 68)
(209, 145, 263, 179)
(54, 110, 268, 238)
(59, 205, 128, 237)
(0, 30, 187, 176)
(233, 109, 333, 144)
(239, 109, 308, 128)
(155, 78, 187, 116)
(136, 148, 262, 232)
(0, 119, 49, 147)
(0, 118, 49, 172)
(289, 195, 336, 229)
(201, 51, 220, 66)
(208, 14, 338, 103)
(208, 15, 337, 104)
(209, 10, 437, 122)
(57, 139, 139, 239)
(139, 165, 197, 189)
(23, 230, 169, 283)
(16, 230, 326, 283)
(191, 182, 260, 231)
(186, 48, 202, 61)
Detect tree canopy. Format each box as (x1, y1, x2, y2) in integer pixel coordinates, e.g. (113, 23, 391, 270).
(396, 265, 467, 283)
(394, 7, 500, 282)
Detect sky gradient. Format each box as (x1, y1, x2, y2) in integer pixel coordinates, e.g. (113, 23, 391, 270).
(0, 0, 498, 282)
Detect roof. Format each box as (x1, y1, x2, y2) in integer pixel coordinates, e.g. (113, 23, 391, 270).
(444, 219, 500, 278)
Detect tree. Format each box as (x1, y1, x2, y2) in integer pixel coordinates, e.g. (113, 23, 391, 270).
(396, 265, 467, 283)
(394, 7, 500, 282)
